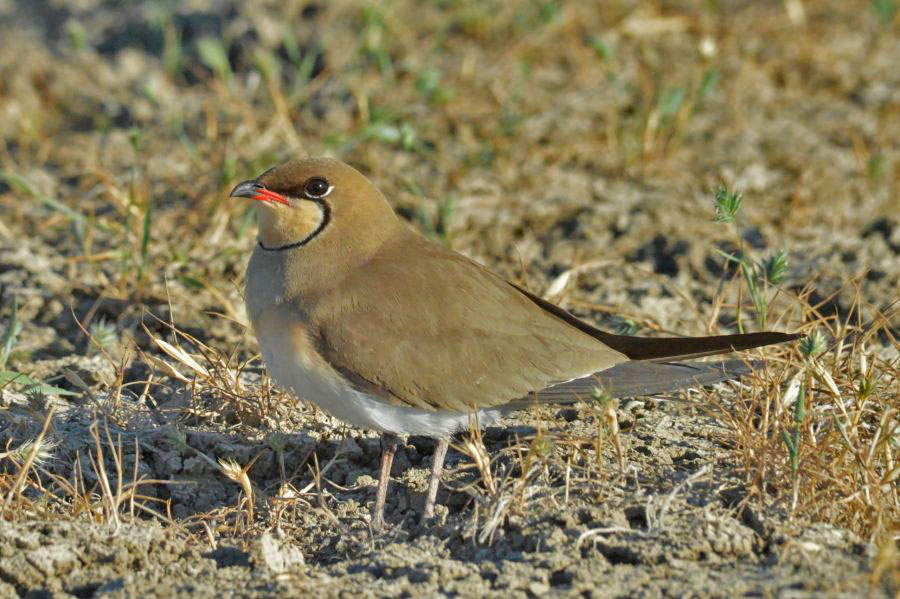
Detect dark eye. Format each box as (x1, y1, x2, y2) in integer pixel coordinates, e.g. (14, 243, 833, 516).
(303, 177, 332, 199)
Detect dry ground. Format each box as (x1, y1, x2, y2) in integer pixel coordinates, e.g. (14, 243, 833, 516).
(0, 0, 898, 597)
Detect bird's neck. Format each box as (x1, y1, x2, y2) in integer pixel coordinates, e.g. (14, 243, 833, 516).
(256, 202, 327, 251)
(265, 210, 406, 303)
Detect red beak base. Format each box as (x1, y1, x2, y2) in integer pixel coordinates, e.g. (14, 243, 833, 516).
(230, 181, 290, 206)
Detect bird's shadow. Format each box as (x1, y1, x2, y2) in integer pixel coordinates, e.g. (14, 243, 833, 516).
(4, 400, 541, 531)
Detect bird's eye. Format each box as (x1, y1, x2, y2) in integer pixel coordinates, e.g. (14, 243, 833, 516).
(303, 177, 332, 199)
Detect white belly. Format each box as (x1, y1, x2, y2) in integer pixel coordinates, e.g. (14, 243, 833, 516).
(255, 318, 513, 438)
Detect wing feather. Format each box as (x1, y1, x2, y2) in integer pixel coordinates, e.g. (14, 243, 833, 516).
(309, 233, 627, 411)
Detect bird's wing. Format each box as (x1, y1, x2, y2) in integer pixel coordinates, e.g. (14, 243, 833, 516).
(310, 230, 798, 412)
(309, 233, 627, 412)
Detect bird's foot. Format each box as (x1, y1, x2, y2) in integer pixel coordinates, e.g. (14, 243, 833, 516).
(418, 503, 448, 529)
(371, 511, 392, 535)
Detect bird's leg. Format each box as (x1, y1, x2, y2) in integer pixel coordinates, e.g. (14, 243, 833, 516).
(372, 432, 399, 533)
(421, 437, 449, 523)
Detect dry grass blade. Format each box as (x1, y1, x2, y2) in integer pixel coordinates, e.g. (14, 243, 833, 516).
(139, 312, 277, 427)
(651, 465, 711, 531)
(459, 421, 496, 497)
(576, 526, 647, 549)
(218, 456, 256, 523)
(88, 414, 121, 531)
(476, 464, 542, 545)
(149, 332, 237, 389)
(451, 423, 558, 545)
(2, 404, 56, 515)
(702, 286, 899, 545)
(308, 451, 338, 524)
(0, 436, 59, 465)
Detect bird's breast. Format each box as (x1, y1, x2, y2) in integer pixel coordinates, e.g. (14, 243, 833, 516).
(249, 306, 512, 437)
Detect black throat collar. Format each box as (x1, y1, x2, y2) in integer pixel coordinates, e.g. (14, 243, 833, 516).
(258, 199, 331, 252)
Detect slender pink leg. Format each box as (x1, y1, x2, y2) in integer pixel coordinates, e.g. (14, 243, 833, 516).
(372, 433, 399, 533)
(422, 437, 449, 523)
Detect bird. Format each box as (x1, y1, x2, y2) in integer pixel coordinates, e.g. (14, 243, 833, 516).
(231, 157, 800, 532)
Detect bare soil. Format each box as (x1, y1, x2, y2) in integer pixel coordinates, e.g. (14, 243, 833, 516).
(0, 0, 898, 597)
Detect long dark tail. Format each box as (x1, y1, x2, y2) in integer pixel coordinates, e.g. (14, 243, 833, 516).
(511, 282, 802, 361)
(504, 281, 799, 404)
(590, 331, 800, 361)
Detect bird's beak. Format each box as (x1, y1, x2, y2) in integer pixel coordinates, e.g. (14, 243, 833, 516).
(230, 180, 290, 206)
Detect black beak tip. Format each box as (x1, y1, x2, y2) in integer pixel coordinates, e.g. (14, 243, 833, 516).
(230, 180, 261, 199)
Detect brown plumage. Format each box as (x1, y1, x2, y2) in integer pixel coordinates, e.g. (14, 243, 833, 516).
(233, 157, 800, 532)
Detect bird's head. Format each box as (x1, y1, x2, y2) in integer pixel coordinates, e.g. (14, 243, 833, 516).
(231, 158, 401, 257)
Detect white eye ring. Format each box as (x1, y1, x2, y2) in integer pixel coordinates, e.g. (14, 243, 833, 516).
(303, 177, 333, 199)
